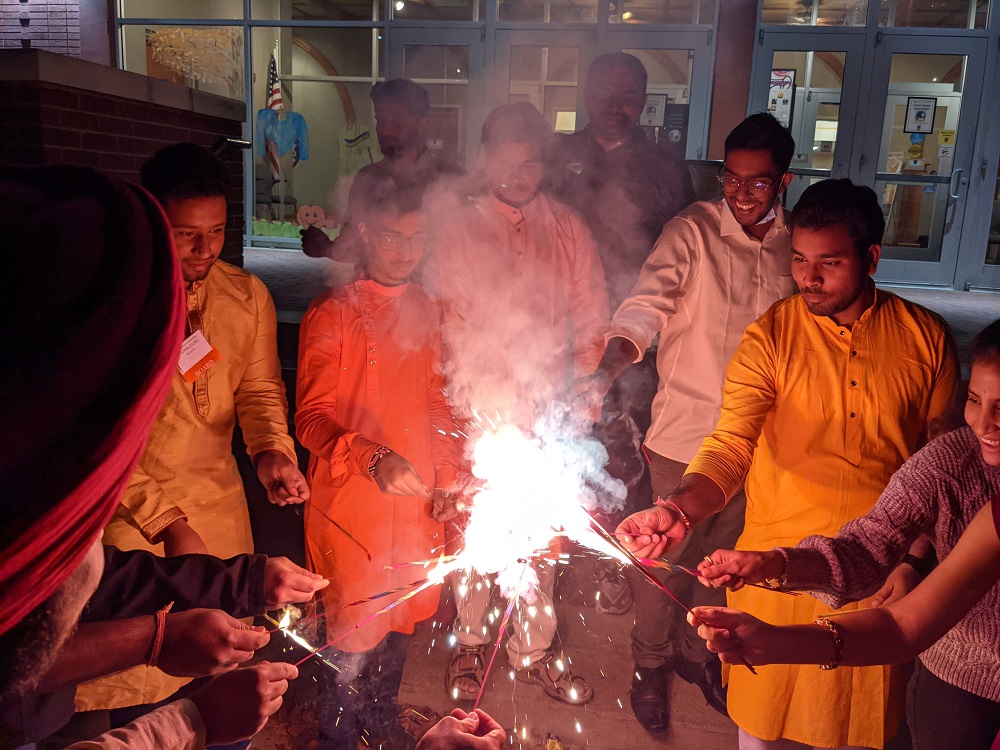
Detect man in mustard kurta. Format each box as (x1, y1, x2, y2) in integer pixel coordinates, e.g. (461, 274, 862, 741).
(618, 179, 959, 749)
(76, 143, 307, 713)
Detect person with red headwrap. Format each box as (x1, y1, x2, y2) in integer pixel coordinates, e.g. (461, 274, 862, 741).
(0, 166, 298, 749)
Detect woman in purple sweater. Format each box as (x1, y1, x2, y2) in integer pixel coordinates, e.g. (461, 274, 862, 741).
(695, 318, 1000, 750)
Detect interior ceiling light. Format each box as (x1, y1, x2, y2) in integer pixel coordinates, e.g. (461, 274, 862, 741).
(395, 1, 404, 10)
(622, 10, 633, 19)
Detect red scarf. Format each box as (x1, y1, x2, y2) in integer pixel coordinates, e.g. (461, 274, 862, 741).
(0, 167, 184, 636)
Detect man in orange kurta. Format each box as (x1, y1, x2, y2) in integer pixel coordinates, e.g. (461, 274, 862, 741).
(296, 181, 461, 750)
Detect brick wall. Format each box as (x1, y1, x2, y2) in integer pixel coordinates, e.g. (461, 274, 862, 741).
(0, 51, 248, 264)
(1, 0, 81, 56)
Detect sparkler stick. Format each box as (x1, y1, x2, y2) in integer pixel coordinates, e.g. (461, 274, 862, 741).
(585, 516, 759, 675)
(297, 505, 372, 562)
(264, 612, 339, 671)
(472, 562, 527, 711)
(295, 579, 438, 667)
(638, 558, 801, 596)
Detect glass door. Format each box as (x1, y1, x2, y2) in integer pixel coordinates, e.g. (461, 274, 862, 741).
(605, 29, 714, 160)
(750, 31, 868, 208)
(858, 35, 987, 285)
(386, 28, 485, 167)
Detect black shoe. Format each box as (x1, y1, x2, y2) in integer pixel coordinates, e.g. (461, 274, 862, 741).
(674, 656, 728, 716)
(630, 665, 669, 733)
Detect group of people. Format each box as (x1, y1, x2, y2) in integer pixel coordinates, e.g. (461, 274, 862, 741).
(1, 46, 998, 750)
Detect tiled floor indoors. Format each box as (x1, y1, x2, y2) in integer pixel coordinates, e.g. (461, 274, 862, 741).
(241, 246, 1000, 750)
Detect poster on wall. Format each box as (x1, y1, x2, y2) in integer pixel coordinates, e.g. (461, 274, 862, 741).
(768, 69, 796, 129)
(640, 94, 667, 127)
(904, 97, 937, 133)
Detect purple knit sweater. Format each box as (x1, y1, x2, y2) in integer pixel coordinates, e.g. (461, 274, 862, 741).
(781, 425, 1000, 701)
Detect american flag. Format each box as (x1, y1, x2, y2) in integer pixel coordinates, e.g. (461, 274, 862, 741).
(264, 52, 283, 178)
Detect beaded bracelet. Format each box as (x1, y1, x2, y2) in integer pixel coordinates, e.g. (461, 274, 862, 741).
(146, 601, 175, 668)
(815, 617, 844, 670)
(653, 497, 692, 536)
(367, 445, 393, 478)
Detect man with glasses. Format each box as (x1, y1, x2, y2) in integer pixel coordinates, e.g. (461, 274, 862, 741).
(578, 113, 796, 732)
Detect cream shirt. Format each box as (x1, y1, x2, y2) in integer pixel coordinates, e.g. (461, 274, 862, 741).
(609, 197, 796, 464)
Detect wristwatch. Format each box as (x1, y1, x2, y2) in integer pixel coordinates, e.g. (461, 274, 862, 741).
(901, 553, 935, 578)
(762, 573, 787, 590)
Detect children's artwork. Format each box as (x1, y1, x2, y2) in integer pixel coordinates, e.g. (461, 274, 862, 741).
(297, 205, 327, 229)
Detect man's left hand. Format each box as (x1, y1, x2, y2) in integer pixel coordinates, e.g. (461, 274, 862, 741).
(264, 557, 329, 609)
(255, 450, 310, 506)
(870, 562, 922, 607)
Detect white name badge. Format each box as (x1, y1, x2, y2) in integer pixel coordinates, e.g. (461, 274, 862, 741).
(178, 329, 222, 383)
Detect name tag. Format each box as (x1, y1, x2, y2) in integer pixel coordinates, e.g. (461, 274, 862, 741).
(178, 329, 222, 383)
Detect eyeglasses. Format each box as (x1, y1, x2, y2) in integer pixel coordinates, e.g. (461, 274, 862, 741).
(717, 174, 779, 199)
(376, 233, 426, 254)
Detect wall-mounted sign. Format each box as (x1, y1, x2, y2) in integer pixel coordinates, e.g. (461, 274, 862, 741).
(904, 97, 937, 134)
(939, 129, 956, 145)
(768, 69, 796, 128)
(640, 94, 667, 127)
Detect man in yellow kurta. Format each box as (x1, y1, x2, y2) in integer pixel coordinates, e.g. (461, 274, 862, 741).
(618, 179, 959, 749)
(76, 143, 307, 714)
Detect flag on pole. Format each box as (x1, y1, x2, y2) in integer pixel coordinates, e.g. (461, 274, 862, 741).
(264, 52, 283, 179)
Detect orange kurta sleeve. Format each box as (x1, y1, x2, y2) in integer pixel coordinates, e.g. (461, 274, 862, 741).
(296, 297, 382, 479)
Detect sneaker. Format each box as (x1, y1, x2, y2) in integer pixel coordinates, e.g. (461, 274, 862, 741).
(594, 559, 633, 615)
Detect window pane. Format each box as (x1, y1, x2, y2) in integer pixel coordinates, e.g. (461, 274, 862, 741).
(761, 0, 867, 26)
(611, 0, 713, 24)
(879, 0, 987, 29)
(121, 25, 244, 99)
(392, 0, 484, 21)
(499, 0, 599, 22)
(623, 48, 693, 152)
(404, 45, 470, 164)
(987, 165, 1000, 266)
(120, 0, 243, 19)
(251, 0, 383, 21)
(877, 181, 947, 262)
(508, 46, 579, 133)
(251, 27, 378, 234)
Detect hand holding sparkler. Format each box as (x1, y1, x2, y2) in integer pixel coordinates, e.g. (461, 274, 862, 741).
(415, 708, 507, 750)
(159, 609, 269, 677)
(697, 549, 787, 591)
(189, 661, 298, 746)
(615, 506, 688, 559)
(264, 556, 329, 608)
(688, 606, 786, 669)
(256, 449, 311, 506)
(371, 449, 430, 497)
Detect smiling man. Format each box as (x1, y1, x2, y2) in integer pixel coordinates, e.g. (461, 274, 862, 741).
(616, 179, 960, 750)
(580, 113, 797, 731)
(74, 143, 308, 720)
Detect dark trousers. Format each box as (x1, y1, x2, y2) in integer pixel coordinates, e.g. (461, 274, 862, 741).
(317, 631, 412, 750)
(907, 660, 1000, 750)
(630, 450, 747, 668)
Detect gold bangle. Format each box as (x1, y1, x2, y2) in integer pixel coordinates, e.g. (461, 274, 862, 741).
(814, 617, 844, 670)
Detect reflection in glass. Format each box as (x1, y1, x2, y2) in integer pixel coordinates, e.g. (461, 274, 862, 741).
(877, 181, 945, 262)
(879, 0, 988, 29)
(499, 0, 598, 22)
(611, 0, 713, 23)
(769, 51, 845, 172)
(120, 25, 244, 99)
(252, 0, 383, 22)
(393, 0, 484, 20)
(404, 46, 471, 164)
(761, 0, 867, 26)
(508, 46, 579, 133)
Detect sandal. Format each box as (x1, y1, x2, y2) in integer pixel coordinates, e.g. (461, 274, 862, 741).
(516, 650, 594, 705)
(445, 644, 488, 702)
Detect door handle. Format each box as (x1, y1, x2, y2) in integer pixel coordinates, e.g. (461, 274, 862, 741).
(948, 168, 964, 199)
